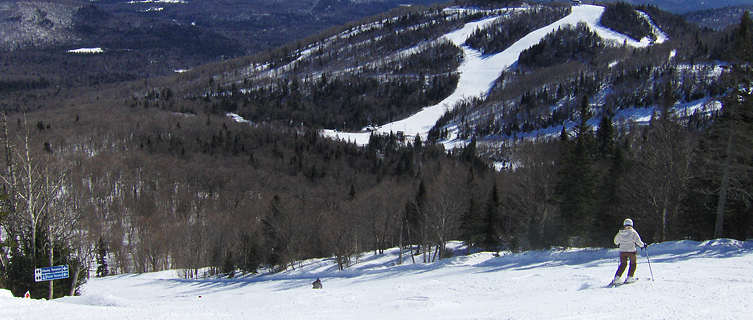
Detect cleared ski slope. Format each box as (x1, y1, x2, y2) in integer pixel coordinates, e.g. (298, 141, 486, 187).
(322, 5, 661, 146)
(1, 239, 751, 319)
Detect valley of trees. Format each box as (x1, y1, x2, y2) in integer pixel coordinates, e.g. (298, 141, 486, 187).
(0, 0, 752, 299)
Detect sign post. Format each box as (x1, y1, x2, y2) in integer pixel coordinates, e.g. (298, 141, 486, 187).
(34, 265, 69, 299)
(34, 265, 69, 286)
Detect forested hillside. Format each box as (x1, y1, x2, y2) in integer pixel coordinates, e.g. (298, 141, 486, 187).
(684, 5, 753, 31)
(597, 0, 753, 14)
(0, 0, 449, 87)
(1, 0, 752, 299)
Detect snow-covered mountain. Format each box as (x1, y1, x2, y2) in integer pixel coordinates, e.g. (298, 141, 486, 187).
(2, 239, 751, 319)
(322, 4, 675, 147)
(684, 5, 753, 30)
(0, 0, 449, 80)
(203, 2, 723, 154)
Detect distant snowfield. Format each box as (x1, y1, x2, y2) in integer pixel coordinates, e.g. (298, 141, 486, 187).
(66, 48, 103, 54)
(321, 5, 663, 147)
(1, 239, 751, 319)
(127, 0, 187, 4)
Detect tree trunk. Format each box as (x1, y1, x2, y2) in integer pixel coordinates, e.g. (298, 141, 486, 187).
(48, 225, 54, 300)
(715, 165, 731, 239)
(661, 206, 667, 242)
(1, 115, 16, 271)
(714, 126, 734, 239)
(397, 220, 403, 265)
(69, 264, 80, 296)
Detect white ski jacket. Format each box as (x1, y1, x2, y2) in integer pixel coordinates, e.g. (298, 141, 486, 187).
(613, 227, 644, 252)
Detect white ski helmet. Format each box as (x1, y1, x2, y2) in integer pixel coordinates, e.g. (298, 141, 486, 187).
(623, 218, 633, 226)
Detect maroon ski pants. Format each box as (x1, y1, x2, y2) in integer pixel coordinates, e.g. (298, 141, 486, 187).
(615, 251, 637, 277)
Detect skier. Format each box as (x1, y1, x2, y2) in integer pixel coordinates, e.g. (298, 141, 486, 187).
(610, 218, 645, 285)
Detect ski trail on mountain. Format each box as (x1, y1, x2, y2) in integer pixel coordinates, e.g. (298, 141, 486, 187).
(322, 5, 658, 146)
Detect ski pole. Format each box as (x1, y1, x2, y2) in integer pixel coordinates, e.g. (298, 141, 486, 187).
(644, 244, 655, 282)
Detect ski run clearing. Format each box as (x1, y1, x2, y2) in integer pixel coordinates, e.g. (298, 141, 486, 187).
(1, 239, 751, 319)
(322, 4, 668, 146)
(324, 5, 666, 147)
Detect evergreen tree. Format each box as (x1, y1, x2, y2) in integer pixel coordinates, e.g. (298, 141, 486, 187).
(262, 195, 288, 270)
(596, 114, 615, 159)
(593, 140, 627, 242)
(405, 180, 427, 257)
(348, 184, 356, 201)
(559, 124, 569, 143)
(4, 226, 86, 298)
(554, 96, 597, 245)
(239, 232, 262, 273)
(733, 11, 753, 63)
(221, 251, 235, 276)
(459, 197, 483, 252)
(480, 183, 501, 251)
(95, 238, 109, 278)
(693, 68, 753, 239)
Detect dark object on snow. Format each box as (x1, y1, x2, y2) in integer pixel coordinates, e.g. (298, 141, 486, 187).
(312, 278, 322, 289)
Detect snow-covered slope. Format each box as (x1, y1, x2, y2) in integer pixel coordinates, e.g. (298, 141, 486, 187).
(1, 239, 750, 319)
(322, 5, 665, 146)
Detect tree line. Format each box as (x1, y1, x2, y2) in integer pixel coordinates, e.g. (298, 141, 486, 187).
(0, 105, 499, 296)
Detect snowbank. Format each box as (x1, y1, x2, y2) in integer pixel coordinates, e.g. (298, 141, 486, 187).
(0, 289, 13, 298)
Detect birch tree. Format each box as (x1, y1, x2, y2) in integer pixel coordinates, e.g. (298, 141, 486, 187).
(1, 117, 67, 264)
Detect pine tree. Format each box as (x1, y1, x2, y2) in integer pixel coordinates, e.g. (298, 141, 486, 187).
(733, 11, 753, 63)
(594, 141, 627, 242)
(596, 114, 615, 159)
(262, 195, 288, 270)
(95, 238, 109, 278)
(555, 96, 597, 245)
(405, 180, 427, 258)
(5, 226, 85, 298)
(694, 68, 753, 238)
(459, 197, 483, 252)
(348, 184, 356, 200)
(480, 183, 501, 251)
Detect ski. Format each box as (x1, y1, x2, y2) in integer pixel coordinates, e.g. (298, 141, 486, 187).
(607, 278, 641, 287)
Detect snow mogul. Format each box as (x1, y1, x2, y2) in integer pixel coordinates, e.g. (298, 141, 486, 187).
(610, 218, 645, 286)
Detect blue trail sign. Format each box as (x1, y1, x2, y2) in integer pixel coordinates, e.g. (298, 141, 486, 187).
(34, 265, 69, 282)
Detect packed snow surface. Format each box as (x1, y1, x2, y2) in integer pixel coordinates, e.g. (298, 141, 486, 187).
(1, 239, 751, 319)
(322, 5, 658, 146)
